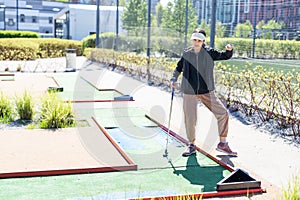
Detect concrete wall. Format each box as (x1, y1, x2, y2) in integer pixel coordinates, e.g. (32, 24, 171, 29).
(67, 5, 124, 40)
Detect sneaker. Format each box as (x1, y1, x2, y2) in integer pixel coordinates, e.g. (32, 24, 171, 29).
(216, 142, 237, 156)
(182, 144, 196, 157)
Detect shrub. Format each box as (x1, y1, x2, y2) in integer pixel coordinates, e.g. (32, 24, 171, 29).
(15, 91, 34, 121)
(0, 30, 39, 38)
(0, 39, 39, 60)
(37, 38, 82, 58)
(0, 38, 82, 60)
(0, 92, 13, 123)
(283, 172, 300, 200)
(39, 92, 75, 129)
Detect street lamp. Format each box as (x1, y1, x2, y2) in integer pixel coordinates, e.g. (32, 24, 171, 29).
(147, 0, 151, 58)
(116, 0, 119, 51)
(210, 0, 217, 48)
(184, 0, 188, 48)
(96, 0, 100, 48)
(16, 0, 18, 30)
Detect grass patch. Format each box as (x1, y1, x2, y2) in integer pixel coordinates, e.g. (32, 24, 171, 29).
(0, 91, 13, 123)
(219, 58, 300, 74)
(39, 92, 76, 129)
(15, 91, 34, 121)
(283, 171, 300, 200)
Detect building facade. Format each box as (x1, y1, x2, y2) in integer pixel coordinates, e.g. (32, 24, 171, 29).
(54, 4, 124, 40)
(0, 0, 65, 37)
(0, 0, 123, 40)
(193, 0, 300, 39)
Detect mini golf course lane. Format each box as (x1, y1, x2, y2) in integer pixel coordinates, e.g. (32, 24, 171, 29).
(50, 73, 122, 101)
(76, 107, 158, 128)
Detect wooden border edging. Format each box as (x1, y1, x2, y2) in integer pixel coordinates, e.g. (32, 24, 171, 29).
(145, 114, 235, 172)
(91, 116, 137, 167)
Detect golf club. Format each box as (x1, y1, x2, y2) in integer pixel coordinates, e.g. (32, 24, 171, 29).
(163, 82, 175, 157)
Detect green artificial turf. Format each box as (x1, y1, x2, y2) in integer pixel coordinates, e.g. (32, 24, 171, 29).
(50, 73, 122, 101)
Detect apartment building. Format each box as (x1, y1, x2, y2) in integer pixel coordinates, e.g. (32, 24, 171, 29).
(54, 4, 124, 40)
(0, 0, 65, 37)
(193, 0, 300, 39)
(0, 0, 123, 40)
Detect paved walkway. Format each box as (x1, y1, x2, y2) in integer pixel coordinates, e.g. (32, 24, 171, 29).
(1, 57, 299, 199)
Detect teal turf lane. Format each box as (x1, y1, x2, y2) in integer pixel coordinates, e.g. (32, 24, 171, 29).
(50, 73, 122, 101)
(80, 107, 157, 128)
(95, 116, 157, 128)
(106, 127, 222, 170)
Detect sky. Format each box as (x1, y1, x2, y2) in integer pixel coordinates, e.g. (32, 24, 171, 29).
(160, 0, 173, 7)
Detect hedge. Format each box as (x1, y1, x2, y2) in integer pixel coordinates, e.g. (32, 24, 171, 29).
(0, 30, 39, 38)
(82, 33, 300, 59)
(0, 38, 82, 60)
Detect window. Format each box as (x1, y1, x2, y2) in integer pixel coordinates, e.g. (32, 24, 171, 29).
(49, 17, 53, 24)
(0, 10, 4, 22)
(32, 16, 37, 23)
(20, 14, 25, 23)
(267, 10, 272, 18)
(8, 18, 14, 26)
(244, 0, 250, 13)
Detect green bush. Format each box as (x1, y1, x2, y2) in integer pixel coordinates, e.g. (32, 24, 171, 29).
(215, 38, 300, 59)
(82, 32, 182, 56)
(283, 172, 300, 200)
(82, 34, 96, 49)
(0, 39, 38, 60)
(0, 30, 39, 38)
(36, 38, 82, 58)
(15, 91, 34, 121)
(0, 92, 13, 123)
(39, 92, 75, 129)
(0, 38, 82, 60)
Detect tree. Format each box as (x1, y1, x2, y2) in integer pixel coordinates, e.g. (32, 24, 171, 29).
(263, 19, 284, 39)
(161, 0, 198, 36)
(198, 20, 210, 35)
(198, 20, 226, 38)
(216, 21, 226, 38)
(156, 2, 164, 27)
(121, 0, 147, 36)
(257, 20, 265, 30)
(233, 20, 253, 38)
(256, 19, 284, 39)
(161, 2, 176, 31)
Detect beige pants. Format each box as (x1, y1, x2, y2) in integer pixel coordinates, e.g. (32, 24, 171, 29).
(183, 92, 229, 143)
